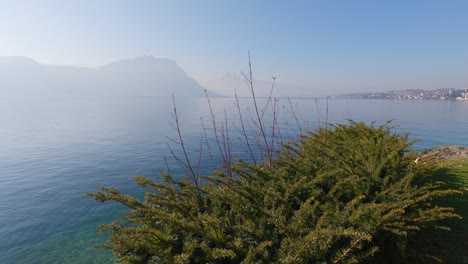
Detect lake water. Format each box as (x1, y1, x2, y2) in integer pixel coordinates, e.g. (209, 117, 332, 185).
(1, 96, 467, 263)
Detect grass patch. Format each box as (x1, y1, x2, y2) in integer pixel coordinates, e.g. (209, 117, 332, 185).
(406, 157, 467, 264)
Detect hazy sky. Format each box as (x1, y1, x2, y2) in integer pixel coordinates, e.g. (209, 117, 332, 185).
(1, 0, 468, 94)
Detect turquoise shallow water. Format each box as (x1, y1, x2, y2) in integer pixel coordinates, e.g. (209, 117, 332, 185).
(1, 96, 467, 263)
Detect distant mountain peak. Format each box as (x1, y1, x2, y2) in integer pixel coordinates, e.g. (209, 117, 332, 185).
(222, 71, 246, 80)
(121, 56, 173, 64)
(99, 56, 177, 69)
(0, 55, 204, 97)
(0, 56, 38, 65)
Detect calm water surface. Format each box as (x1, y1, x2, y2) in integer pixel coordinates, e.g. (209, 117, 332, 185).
(0, 96, 467, 263)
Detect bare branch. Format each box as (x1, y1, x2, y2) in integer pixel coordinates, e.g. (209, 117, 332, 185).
(234, 88, 257, 164)
(169, 94, 201, 198)
(288, 97, 303, 135)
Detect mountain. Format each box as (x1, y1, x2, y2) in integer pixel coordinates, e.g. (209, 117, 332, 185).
(203, 72, 327, 98)
(0, 56, 204, 97)
(203, 72, 276, 97)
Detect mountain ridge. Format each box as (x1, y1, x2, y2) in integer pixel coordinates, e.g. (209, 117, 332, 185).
(0, 56, 204, 97)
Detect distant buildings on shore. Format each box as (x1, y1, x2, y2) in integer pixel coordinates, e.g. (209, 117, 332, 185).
(336, 88, 468, 100)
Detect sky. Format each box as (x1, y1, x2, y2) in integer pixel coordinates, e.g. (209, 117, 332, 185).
(1, 0, 468, 95)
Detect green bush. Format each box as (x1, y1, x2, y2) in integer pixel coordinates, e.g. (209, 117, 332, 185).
(86, 121, 461, 263)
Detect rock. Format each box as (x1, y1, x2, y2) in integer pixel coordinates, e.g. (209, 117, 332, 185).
(423, 145, 468, 160)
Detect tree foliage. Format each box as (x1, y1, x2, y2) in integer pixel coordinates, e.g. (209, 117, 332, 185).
(85, 121, 461, 263)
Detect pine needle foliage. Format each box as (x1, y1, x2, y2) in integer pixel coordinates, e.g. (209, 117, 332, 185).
(85, 121, 461, 263)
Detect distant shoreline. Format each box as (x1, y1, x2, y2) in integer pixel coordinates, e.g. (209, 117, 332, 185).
(335, 88, 467, 100)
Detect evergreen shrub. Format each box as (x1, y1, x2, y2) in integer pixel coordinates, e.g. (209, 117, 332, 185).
(86, 121, 461, 263)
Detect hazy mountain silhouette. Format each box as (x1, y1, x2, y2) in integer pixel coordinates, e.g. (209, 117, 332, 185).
(203, 72, 276, 97)
(0, 56, 204, 97)
(203, 72, 321, 98)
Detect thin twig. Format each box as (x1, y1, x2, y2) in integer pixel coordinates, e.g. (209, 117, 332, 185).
(234, 88, 257, 164)
(288, 97, 303, 135)
(162, 152, 172, 175)
(204, 89, 229, 168)
(169, 94, 201, 199)
(241, 51, 272, 166)
(315, 98, 321, 127)
(201, 119, 216, 169)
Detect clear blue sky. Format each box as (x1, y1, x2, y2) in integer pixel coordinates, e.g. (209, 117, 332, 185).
(1, 0, 467, 94)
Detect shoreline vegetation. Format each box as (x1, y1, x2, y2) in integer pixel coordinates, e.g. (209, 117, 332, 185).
(86, 58, 466, 263)
(409, 157, 467, 264)
(85, 123, 466, 263)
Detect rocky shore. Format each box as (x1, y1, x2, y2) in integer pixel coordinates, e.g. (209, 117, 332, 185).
(423, 145, 468, 160)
